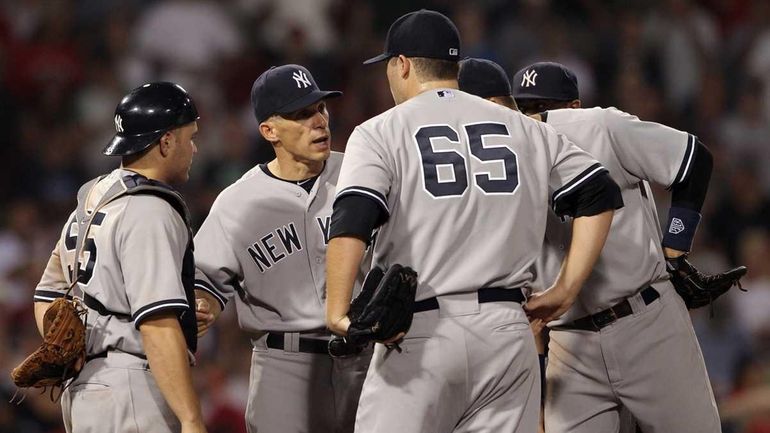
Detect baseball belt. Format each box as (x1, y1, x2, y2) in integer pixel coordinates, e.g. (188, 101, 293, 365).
(413, 287, 525, 313)
(265, 332, 332, 355)
(558, 286, 660, 332)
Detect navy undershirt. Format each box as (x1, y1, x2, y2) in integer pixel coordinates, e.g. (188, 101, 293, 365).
(259, 163, 320, 193)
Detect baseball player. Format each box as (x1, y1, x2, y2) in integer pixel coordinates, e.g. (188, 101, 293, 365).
(32, 82, 207, 433)
(500, 61, 719, 433)
(459, 57, 646, 433)
(324, 10, 623, 433)
(192, 64, 371, 433)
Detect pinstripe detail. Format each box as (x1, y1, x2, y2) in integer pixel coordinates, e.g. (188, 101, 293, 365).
(132, 299, 190, 328)
(195, 279, 227, 310)
(674, 134, 696, 185)
(336, 187, 390, 215)
(552, 163, 607, 203)
(33, 289, 72, 302)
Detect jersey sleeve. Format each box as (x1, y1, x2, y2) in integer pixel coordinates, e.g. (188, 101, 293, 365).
(34, 212, 76, 302)
(334, 126, 393, 217)
(544, 124, 609, 208)
(602, 107, 695, 188)
(193, 201, 240, 306)
(34, 240, 71, 302)
(118, 196, 190, 328)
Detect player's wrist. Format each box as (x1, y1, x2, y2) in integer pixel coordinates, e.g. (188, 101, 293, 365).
(327, 315, 350, 336)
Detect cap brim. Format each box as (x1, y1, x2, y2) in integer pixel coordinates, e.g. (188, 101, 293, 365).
(275, 90, 343, 116)
(513, 92, 575, 101)
(363, 53, 391, 65)
(102, 131, 165, 156)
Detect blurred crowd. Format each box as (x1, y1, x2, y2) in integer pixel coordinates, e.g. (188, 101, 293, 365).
(0, 0, 769, 432)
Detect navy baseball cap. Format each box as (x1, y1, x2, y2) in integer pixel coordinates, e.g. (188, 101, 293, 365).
(512, 62, 579, 101)
(458, 58, 512, 99)
(251, 64, 342, 123)
(363, 9, 461, 65)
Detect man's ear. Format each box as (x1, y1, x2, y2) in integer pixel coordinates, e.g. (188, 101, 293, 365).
(397, 55, 410, 80)
(259, 118, 280, 145)
(158, 131, 175, 157)
(569, 99, 582, 109)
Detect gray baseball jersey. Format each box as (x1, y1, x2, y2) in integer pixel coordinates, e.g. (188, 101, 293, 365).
(336, 90, 606, 299)
(194, 151, 371, 433)
(194, 151, 347, 332)
(336, 89, 609, 433)
(534, 107, 696, 324)
(536, 107, 719, 433)
(34, 168, 192, 356)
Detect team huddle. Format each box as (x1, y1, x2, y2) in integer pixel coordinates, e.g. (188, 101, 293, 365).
(14, 9, 748, 433)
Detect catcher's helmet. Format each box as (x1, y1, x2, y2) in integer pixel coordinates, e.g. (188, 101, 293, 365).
(103, 82, 199, 156)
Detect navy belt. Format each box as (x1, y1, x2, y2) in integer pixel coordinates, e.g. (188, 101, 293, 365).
(560, 286, 660, 331)
(414, 287, 525, 313)
(265, 332, 329, 355)
(85, 351, 147, 362)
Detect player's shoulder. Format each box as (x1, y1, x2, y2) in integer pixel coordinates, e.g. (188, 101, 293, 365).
(122, 193, 185, 228)
(546, 106, 613, 123)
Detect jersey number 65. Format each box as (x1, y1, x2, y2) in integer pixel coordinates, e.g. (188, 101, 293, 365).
(414, 122, 519, 198)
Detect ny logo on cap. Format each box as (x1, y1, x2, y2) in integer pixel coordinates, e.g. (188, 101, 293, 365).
(292, 70, 311, 88)
(521, 69, 538, 87)
(449, 48, 458, 56)
(114, 114, 124, 133)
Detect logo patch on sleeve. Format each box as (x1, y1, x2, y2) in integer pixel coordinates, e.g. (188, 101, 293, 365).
(668, 218, 685, 234)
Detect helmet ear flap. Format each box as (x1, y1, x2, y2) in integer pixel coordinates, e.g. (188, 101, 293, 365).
(103, 82, 199, 156)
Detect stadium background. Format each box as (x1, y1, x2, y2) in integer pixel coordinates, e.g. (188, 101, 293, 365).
(0, 0, 768, 431)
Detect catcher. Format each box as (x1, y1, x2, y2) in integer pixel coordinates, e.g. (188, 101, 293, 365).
(14, 82, 207, 433)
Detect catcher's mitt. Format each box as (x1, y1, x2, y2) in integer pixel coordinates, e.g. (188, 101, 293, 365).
(345, 264, 418, 348)
(666, 254, 747, 312)
(11, 298, 86, 394)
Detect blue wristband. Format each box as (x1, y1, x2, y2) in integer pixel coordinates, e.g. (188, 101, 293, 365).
(662, 207, 701, 252)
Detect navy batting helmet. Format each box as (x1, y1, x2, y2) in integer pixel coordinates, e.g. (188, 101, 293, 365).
(103, 82, 199, 156)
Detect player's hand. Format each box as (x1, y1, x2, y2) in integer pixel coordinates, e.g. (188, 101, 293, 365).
(195, 298, 215, 337)
(327, 315, 351, 337)
(524, 285, 577, 323)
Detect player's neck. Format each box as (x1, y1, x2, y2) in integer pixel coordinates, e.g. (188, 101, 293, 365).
(267, 158, 323, 181)
(413, 79, 458, 98)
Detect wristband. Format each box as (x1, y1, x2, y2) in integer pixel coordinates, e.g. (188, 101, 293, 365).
(662, 207, 701, 252)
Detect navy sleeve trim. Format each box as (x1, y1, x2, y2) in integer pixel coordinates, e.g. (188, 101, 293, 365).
(672, 134, 696, 186)
(335, 186, 389, 216)
(33, 289, 73, 303)
(132, 299, 190, 329)
(195, 279, 227, 310)
(552, 163, 608, 204)
(329, 194, 386, 243)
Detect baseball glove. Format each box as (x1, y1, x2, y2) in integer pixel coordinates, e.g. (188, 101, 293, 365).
(11, 298, 87, 392)
(345, 264, 418, 347)
(666, 254, 747, 311)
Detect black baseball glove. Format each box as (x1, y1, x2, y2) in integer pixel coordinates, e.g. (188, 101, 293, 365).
(666, 254, 747, 312)
(345, 264, 418, 347)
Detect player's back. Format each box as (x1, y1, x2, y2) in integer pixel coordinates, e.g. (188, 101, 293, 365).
(538, 107, 696, 321)
(338, 89, 600, 300)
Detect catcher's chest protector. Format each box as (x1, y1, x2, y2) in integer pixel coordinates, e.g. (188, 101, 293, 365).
(75, 173, 198, 352)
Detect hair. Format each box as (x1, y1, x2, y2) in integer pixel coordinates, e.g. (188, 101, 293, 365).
(409, 57, 459, 82)
(515, 99, 574, 115)
(489, 95, 519, 111)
